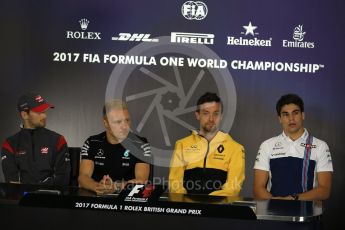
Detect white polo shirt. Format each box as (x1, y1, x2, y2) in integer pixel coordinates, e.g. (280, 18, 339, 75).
(254, 129, 333, 196)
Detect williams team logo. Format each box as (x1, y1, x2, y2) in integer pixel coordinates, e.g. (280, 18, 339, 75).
(282, 25, 315, 48)
(66, 18, 101, 40)
(181, 1, 208, 20)
(227, 21, 272, 47)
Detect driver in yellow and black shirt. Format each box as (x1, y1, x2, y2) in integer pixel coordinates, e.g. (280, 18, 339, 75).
(169, 92, 245, 196)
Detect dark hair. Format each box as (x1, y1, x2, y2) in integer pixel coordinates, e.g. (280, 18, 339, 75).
(276, 94, 304, 116)
(196, 92, 223, 113)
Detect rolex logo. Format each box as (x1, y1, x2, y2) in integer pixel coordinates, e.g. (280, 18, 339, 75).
(79, 18, 89, 30)
(67, 18, 101, 40)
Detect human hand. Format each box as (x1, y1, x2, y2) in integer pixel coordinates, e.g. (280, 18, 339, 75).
(95, 175, 114, 195)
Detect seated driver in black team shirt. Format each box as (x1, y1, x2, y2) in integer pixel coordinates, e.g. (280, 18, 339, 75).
(78, 100, 152, 195)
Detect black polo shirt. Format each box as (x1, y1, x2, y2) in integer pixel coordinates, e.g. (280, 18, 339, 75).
(80, 132, 151, 182)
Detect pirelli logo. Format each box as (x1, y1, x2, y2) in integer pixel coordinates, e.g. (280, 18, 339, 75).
(171, 32, 214, 45)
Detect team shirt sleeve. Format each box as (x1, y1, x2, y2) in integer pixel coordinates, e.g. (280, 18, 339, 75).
(168, 140, 187, 194)
(123, 134, 152, 164)
(135, 141, 152, 164)
(1, 140, 20, 182)
(80, 139, 93, 160)
(316, 141, 333, 172)
(210, 144, 245, 196)
(254, 141, 270, 171)
(52, 135, 71, 186)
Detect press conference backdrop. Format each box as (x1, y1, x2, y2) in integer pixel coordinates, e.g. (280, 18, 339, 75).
(0, 0, 344, 229)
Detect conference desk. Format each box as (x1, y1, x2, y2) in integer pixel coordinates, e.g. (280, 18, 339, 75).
(0, 183, 322, 230)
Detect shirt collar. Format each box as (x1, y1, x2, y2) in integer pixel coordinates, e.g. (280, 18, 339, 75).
(192, 130, 226, 142)
(281, 128, 308, 143)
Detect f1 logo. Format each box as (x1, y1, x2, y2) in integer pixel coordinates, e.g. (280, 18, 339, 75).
(128, 185, 145, 197)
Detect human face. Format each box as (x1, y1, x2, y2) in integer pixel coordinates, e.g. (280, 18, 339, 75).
(195, 102, 222, 136)
(279, 103, 305, 139)
(21, 110, 47, 129)
(104, 108, 130, 144)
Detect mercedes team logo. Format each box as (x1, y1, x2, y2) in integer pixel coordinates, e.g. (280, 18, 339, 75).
(97, 149, 104, 157)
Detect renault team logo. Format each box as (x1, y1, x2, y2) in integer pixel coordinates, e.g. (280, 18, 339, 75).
(66, 19, 101, 40)
(181, 1, 208, 20)
(282, 25, 315, 48)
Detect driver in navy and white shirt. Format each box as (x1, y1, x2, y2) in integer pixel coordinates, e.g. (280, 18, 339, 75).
(254, 94, 333, 201)
(78, 100, 152, 195)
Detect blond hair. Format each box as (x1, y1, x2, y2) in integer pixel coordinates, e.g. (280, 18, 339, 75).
(103, 99, 128, 117)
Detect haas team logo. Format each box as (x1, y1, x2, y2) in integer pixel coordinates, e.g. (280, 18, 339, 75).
(41, 147, 49, 154)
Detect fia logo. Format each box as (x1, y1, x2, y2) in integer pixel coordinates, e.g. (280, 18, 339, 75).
(181, 1, 208, 20)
